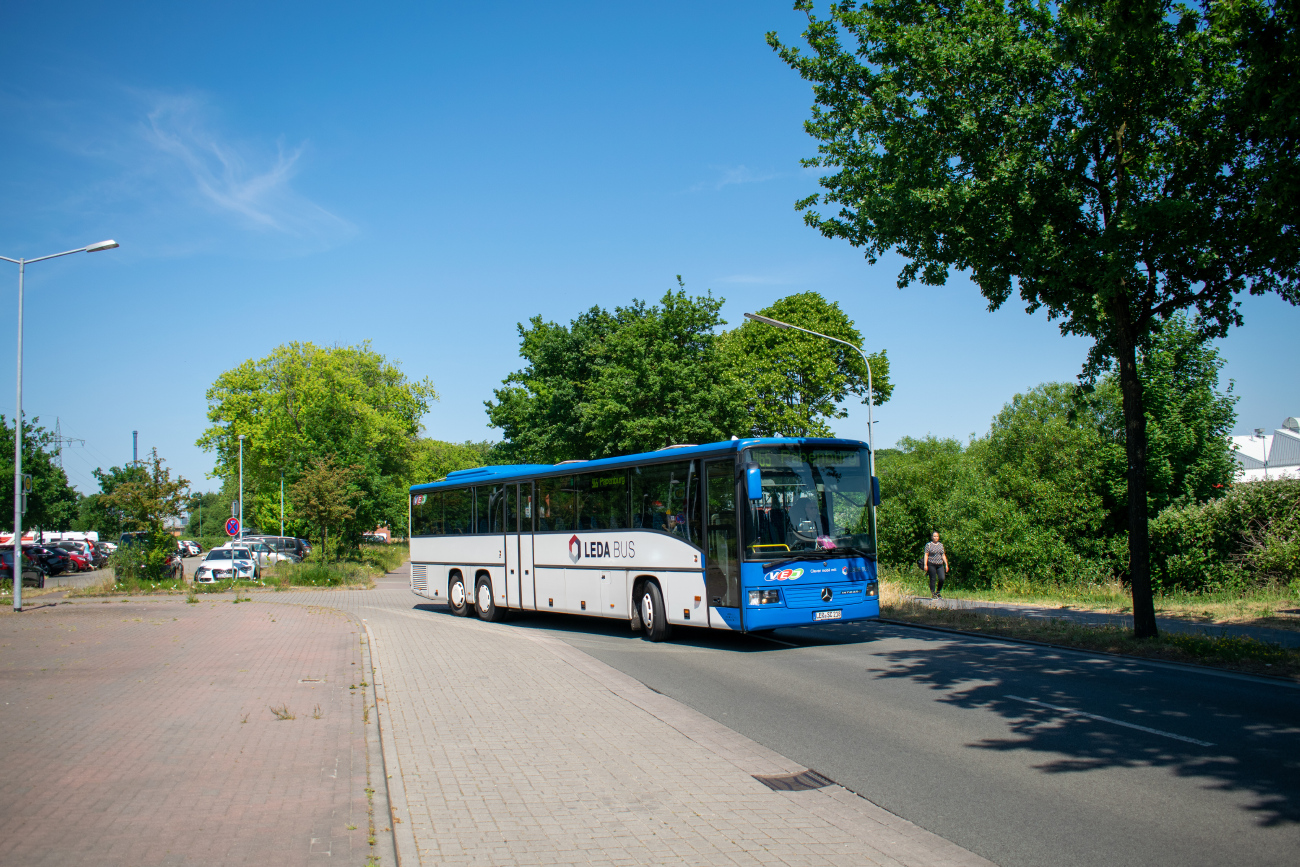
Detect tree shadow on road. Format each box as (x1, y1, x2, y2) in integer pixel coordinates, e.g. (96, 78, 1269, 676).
(866, 622, 1300, 828)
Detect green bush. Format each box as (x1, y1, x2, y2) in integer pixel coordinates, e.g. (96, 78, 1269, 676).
(1150, 478, 1300, 592)
(109, 529, 178, 582)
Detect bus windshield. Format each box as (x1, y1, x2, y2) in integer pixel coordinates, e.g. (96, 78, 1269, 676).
(744, 446, 875, 560)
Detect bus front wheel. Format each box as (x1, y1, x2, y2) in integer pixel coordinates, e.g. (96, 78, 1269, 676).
(448, 574, 471, 617)
(638, 582, 672, 642)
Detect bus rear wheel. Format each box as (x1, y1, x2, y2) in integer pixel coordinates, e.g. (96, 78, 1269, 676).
(638, 581, 672, 642)
(475, 576, 508, 623)
(448, 573, 470, 617)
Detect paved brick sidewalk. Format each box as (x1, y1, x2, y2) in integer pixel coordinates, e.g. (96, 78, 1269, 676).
(911, 596, 1300, 648)
(0, 597, 375, 866)
(284, 568, 994, 867)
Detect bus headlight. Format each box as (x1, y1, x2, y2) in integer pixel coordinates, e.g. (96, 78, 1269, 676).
(865, 581, 879, 597)
(748, 589, 780, 605)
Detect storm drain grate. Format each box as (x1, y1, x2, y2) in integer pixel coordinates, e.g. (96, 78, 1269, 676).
(752, 769, 835, 792)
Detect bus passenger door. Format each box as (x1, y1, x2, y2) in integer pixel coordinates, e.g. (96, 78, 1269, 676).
(510, 482, 536, 610)
(704, 459, 740, 619)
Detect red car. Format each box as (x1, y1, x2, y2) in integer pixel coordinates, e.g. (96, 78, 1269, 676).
(66, 551, 92, 571)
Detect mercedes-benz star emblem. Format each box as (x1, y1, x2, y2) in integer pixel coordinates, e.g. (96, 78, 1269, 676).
(821, 587, 833, 602)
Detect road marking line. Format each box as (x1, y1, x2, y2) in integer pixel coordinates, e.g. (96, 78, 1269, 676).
(1005, 695, 1215, 747)
(751, 634, 800, 648)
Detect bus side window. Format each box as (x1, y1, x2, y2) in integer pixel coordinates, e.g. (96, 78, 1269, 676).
(520, 483, 534, 532)
(445, 488, 472, 534)
(505, 484, 517, 533)
(578, 469, 629, 530)
(537, 476, 575, 532)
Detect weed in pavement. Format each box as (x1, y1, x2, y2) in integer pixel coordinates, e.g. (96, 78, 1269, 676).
(312, 703, 323, 719)
(270, 704, 295, 721)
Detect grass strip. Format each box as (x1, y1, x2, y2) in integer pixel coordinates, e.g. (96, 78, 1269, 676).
(880, 566, 1300, 634)
(67, 544, 408, 597)
(881, 587, 1300, 681)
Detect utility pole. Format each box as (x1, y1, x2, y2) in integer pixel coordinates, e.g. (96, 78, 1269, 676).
(280, 472, 285, 537)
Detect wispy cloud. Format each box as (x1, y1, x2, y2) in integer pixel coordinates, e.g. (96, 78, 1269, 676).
(143, 94, 351, 239)
(689, 164, 780, 193)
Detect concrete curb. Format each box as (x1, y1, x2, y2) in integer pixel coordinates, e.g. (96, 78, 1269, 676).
(360, 620, 403, 867)
(364, 621, 421, 866)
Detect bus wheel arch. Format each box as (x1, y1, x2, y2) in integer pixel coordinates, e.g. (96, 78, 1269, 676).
(634, 577, 672, 642)
(448, 571, 471, 617)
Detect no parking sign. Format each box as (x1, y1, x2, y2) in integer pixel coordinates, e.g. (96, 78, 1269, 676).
(225, 517, 240, 536)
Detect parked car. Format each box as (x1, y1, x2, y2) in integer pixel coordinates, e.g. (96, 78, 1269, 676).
(24, 545, 68, 576)
(53, 540, 101, 570)
(192, 547, 258, 583)
(245, 535, 309, 561)
(1, 550, 46, 588)
(361, 533, 388, 545)
(179, 540, 202, 556)
(239, 540, 294, 568)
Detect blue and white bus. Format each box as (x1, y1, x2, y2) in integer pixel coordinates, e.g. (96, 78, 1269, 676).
(408, 437, 880, 640)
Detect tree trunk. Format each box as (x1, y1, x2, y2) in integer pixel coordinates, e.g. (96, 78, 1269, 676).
(1112, 297, 1159, 639)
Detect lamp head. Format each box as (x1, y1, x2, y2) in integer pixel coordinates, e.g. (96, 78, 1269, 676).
(238, 434, 246, 441)
(744, 312, 791, 329)
(1255, 428, 1265, 437)
(85, 240, 119, 253)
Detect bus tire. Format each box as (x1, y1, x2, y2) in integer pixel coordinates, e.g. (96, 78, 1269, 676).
(638, 581, 672, 642)
(475, 575, 508, 623)
(448, 572, 471, 617)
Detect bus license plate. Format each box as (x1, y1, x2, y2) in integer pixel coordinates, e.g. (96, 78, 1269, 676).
(814, 609, 842, 621)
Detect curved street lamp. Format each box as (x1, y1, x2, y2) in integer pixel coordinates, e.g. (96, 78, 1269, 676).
(743, 311, 879, 543)
(1, 241, 119, 610)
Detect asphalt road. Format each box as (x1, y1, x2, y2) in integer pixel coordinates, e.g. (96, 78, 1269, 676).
(496, 609, 1300, 867)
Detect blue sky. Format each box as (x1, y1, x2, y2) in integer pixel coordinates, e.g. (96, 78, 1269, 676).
(2, 1, 1296, 495)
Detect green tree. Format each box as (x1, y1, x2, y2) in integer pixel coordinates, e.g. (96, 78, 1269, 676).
(721, 292, 892, 437)
(0, 414, 80, 533)
(769, 0, 1299, 636)
(198, 341, 438, 548)
(1138, 316, 1238, 515)
(290, 456, 363, 560)
(73, 464, 149, 538)
(487, 283, 747, 462)
(99, 449, 190, 533)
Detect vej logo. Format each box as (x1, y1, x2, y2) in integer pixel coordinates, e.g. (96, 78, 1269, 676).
(765, 568, 804, 582)
(568, 535, 581, 563)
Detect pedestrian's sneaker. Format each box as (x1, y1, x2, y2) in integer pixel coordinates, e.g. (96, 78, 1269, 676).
(936, 592, 943, 599)
(930, 593, 937, 599)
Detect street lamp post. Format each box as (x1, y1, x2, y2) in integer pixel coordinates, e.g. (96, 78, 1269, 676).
(280, 471, 284, 537)
(238, 435, 245, 542)
(2, 240, 118, 611)
(742, 312, 879, 543)
(1254, 428, 1269, 480)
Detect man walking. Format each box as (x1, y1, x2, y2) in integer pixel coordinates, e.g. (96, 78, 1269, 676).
(925, 532, 949, 599)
